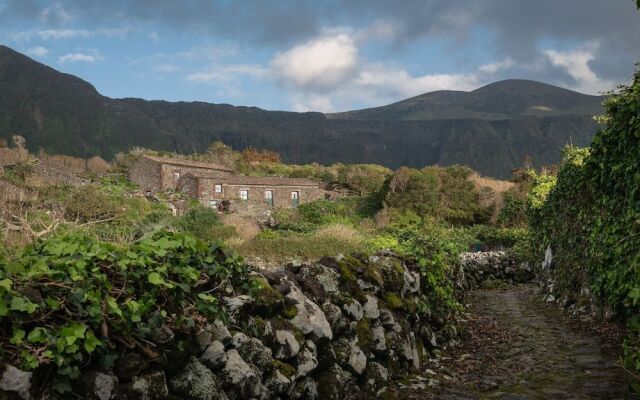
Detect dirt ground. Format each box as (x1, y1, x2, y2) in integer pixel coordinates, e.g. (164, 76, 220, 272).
(390, 284, 638, 400)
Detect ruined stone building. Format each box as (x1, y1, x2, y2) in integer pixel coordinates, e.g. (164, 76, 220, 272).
(128, 155, 323, 209)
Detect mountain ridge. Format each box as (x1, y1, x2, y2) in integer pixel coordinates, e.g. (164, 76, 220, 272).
(0, 45, 604, 178)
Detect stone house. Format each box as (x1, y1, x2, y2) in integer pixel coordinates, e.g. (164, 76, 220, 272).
(128, 154, 323, 209)
(128, 155, 234, 192)
(179, 173, 323, 209)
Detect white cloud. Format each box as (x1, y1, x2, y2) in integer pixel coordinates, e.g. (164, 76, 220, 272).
(153, 64, 181, 73)
(478, 57, 515, 75)
(58, 50, 104, 64)
(26, 46, 49, 57)
(12, 28, 129, 42)
(186, 64, 266, 84)
(271, 33, 358, 92)
(543, 43, 615, 94)
(40, 3, 73, 25)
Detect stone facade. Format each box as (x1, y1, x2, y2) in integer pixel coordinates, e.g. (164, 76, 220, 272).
(180, 173, 323, 209)
(128, 155, 233, 192)
(129, 154, 323, 209)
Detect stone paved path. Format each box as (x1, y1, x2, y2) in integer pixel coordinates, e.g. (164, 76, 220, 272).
(392, 285, 638, 400)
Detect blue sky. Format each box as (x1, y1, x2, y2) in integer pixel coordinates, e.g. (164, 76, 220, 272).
(1, 0, 639, 112)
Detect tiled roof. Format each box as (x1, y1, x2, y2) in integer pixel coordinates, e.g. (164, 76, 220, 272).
(184, 172, 319, 187)
(142, 155, 233, 171)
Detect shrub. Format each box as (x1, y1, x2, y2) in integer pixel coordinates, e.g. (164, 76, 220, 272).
(64, 186, 122, 223)
(172, 206, 234, 242)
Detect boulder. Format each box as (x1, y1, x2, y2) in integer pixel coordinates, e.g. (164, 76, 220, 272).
(210, 319, 232, 347)
(264, 368, 291, 395)
(362, 362, 389, 393)
(272, 329, 301, 360)
(289, 376, 318, 400)
(169, 357, 226, 400)
(362, 295, 380, 319)
(322, 302, 349, 335)
(232, 333, 273, 370)
(313, 365, 353, 400)
(221, 349, 267, 399)
(347, 342, 367, 375)
(371, 321, 388, 354)
(295, 340, 318, 378)
(342, 299, 363, 321)
(285, 284, 333, 341)
(0, 365, 32, 400)
(121, 371, 168, 400)
(80, 371, 118, 400)
(200, 341, 228, 370)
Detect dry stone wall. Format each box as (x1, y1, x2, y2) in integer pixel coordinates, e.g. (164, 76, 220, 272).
(0, 252, 459, 400)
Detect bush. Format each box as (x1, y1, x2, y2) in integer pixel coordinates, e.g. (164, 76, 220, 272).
(173, 206, 234, 242)
(64, 186, 122, 223)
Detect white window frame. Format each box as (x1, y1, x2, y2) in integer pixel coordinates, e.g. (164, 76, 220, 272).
(239, 189, 249, 201)
(264, 189, 273, 199)
(173, 171, 180, 182)
(214, 184, 222, 193)
(291, 191, 300, 200)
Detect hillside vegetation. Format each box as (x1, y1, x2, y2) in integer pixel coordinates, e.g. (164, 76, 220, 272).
(0, 45, 603, 178)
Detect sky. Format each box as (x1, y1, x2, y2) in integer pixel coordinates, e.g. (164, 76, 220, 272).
(1, 0, 639, 112)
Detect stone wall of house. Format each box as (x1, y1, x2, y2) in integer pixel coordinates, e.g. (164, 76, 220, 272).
(128, 157, 162, 192)
(159, 164, 231, 191)
(194, 179, 323, 209)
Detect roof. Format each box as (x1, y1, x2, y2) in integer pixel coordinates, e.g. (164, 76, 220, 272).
(184, 172, 319, 187)
(142, 154, 233, 172)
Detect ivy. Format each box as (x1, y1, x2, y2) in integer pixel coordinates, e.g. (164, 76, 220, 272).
(529, 67, 640, 373)
(0, 231, 252, 391)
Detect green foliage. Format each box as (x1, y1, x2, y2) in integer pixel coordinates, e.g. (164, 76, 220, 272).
(529, 68, 640, 373)
(392, 219, 473, 317)
(0, 231, 250, 390)
(382, 165, 492, 226)
(64, 185, 122, 223)
(173, 206, 236, 242)
(497, 191, 527, 227)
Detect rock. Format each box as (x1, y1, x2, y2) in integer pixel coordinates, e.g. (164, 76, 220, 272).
(342, 299, 363, 321)
(80, 371, 118, 400)
(295, 340, 318, 378)
(121, 371, 168, 400)
(264, 369, 291, 395)
(314, 365, 353, 400)
(169, 357, 226, 400)
(402, 270, 420, 296)
(362, 362, 389, 392)
(322, 302, 349, 335)
(195, 328, 214, 351)
(273, 329, 301, 359)
(223, 295, 253, 317)
(221, 349, 265, 399)
(0, 364, 32, 400)
(200, 341, 228, 370)
(210, 319, 232, 347)
(315, 342, 338, 371)
(289, 376, 318, 400)
(348, 342, 367, 375)
(285, 284, 333, 341)
(148, 324, 174, 345)
(371, 321, 387, 354)
(233, 334, 273, 370)
(363, 295, 380, 319)
(116, 353, 148, 380)
(379, 309, 396, 331)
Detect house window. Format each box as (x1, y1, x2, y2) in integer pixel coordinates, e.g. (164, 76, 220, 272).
(239, 189, 249, 201)
(291, 191, 300, 207)
(208, 200, 218, 208)
(173, 172, 180, 183)
(214, 184, 222, 193)
(265, 190, 273, 206)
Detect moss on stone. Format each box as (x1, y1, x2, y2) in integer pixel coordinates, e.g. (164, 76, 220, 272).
(272, 359, 296, 379)
(251, 276, 284, 315)
(356, 318, 373, 350)
(282, 304, 299, 319)
(270, 317, 305, 345)
(383, 293, 404, 311)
